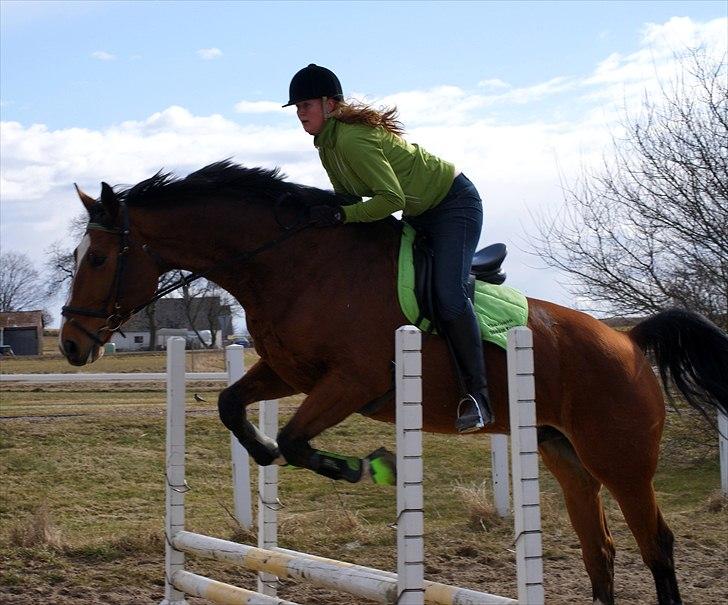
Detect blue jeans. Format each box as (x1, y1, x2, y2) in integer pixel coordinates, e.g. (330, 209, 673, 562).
(406, 173, 483, 322)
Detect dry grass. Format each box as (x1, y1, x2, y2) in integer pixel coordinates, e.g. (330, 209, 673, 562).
(8, 502, 65, 550)
(453, 482, 505, 531)
(705, 490, 728, 513)
(1, 353, 725, 604)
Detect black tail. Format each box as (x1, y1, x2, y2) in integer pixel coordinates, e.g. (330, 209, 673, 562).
(630, 308, 728, 420)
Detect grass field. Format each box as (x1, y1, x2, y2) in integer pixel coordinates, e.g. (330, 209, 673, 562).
(1, 347, 726, 604)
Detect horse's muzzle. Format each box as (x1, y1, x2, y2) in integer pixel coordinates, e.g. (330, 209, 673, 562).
(60, 337, 103, 366)
(60, 339, 82, 366)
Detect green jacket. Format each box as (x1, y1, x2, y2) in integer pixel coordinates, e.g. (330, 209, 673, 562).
(314, 118, 455, 223)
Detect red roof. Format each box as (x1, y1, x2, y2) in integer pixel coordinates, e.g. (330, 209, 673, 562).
(0, 310, 43, 329)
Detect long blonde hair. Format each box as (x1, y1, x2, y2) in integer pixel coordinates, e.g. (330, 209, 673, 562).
(333, 100, 405, 137)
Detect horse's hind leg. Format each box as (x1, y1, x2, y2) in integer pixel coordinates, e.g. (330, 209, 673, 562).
(538, 427, 616, 605)
(603, 476, 682, 605)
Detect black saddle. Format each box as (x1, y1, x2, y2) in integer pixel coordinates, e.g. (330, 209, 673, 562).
(471, 243, 507, 285)
(412, 231, 507, 331)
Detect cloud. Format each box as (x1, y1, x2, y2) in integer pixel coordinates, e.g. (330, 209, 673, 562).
(477, 78, 511, 89)
(197, 47, 223, 60)
(91, 51, 115, 61)
(234, 100, 286, 114)
(0, 107, 315, 209)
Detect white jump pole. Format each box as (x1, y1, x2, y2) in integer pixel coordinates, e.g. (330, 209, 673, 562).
(258, 399, 279, 596)
(396, 325, 424, 605)
(507, 327, 544, 605)
(161, 336, 189, 605)
(225, 345, 252, 529)
(175, 531, 517, 604)
(490, 434, 510, 517)
(172, 569, 297, 605)
(719, 411, 728, 496)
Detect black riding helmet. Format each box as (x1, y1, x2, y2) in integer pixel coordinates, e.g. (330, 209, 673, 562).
(282, 64, 343, 107)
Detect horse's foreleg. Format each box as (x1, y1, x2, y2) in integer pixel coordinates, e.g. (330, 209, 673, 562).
(218, 359, 298, 466)
(538, 427, 616, 605)
(275, 375, 396, 485)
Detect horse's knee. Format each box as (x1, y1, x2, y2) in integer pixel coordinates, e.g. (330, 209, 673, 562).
(219, 387, 280, 466)
(217, 386, 242, 431)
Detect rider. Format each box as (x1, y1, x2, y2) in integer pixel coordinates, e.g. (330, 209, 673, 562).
(284, 63, 493, 433)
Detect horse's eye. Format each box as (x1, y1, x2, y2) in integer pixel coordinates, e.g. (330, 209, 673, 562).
(87, 252, 107, 267)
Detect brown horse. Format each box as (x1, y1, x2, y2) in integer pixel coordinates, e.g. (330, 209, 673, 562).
(60, 161, 728, 605)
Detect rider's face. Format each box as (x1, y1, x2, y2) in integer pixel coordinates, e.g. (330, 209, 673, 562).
(295, 98, 335, 135)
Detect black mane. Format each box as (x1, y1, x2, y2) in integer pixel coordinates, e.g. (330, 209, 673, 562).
(115, 160, 345, 209)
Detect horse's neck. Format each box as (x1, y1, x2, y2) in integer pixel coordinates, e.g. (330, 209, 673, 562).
(225, 226, 384, 313)
(132, 203, 399, 323)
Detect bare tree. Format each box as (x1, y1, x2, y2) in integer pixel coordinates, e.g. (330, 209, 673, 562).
(44, 213, 87, 299)
(179, 275, 240, 348)
(142, 271, 190, 350)
(0, 251, 50, 317)
(529, 50, 727, 329)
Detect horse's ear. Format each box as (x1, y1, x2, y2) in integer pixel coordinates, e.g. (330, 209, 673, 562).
(74, 183, 96, 212)
(100, 182, 119, 217)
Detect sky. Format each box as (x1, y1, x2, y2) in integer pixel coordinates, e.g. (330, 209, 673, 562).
(1, 1, 726, 327)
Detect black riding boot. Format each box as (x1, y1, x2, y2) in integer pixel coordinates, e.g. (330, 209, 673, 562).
(442, 301, 494, 433)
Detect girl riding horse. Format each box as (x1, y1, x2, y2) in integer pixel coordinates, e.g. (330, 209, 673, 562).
(284, 63, 492, 434)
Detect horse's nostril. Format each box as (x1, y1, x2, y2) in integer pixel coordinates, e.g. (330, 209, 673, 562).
(62, 339, 78, 358)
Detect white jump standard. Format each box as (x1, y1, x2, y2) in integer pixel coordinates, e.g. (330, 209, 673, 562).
(161, 326, 543, 604)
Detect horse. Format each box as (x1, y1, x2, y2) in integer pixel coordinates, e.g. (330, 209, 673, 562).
(59, 161, 728, 605)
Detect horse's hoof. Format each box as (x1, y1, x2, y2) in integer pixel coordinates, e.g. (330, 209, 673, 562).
(366, 447, 396, 485)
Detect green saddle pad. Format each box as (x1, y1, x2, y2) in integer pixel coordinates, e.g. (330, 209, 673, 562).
(397, 223, 528, 350)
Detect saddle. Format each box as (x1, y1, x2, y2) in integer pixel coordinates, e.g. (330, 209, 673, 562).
(358, 225, 521, 417)
(412, 231, 507, 331)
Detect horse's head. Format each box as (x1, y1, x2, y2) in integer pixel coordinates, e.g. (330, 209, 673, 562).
(59, 183, 160, 366)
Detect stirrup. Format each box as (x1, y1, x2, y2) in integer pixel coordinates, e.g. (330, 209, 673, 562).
(456, 394, 486, 434)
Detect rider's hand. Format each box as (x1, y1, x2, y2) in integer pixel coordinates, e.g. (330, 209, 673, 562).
(309, 205, 344, 227)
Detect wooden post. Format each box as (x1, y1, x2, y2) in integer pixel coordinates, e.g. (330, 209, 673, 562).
(719, 411, 728, 496)
(507, 327, 544, 605)
(258, 399, 279, 596)
(225, 345, 252, 528)
(161, 336, 189, 605)
(396, 326, 424, 605)
(491, 434, 510, 517)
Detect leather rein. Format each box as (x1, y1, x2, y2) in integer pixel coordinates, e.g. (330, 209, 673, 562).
(61, 199, 312, 345)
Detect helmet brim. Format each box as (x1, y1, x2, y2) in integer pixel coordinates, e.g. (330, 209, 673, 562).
(282, 94, 343, 108)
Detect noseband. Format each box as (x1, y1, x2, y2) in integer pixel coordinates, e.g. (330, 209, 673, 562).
(62, 199, 313, 345)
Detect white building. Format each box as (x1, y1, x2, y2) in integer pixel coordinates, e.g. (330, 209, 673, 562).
(110, 297, 233, 351)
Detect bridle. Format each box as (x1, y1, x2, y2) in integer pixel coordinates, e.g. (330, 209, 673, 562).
(62, 198, 312, 346)
(61, 200, 134, 345)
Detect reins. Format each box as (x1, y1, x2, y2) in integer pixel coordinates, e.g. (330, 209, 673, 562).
(62, 198, 314, 343)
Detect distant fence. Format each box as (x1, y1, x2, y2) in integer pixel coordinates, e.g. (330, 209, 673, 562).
(0, 372, 228, 383)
